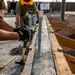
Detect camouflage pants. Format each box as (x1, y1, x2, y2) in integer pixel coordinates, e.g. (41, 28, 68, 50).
(20, 14, 29, 26)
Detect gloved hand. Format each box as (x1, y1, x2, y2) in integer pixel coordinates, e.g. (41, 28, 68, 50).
(17, 26, 31, 41)
(14, 25, 29, 32)
(14, 28, 20, 32)
(36, 19, 39, 23)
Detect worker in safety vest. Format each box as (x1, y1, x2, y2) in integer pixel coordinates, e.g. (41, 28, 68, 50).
(16, 0, 39, 28)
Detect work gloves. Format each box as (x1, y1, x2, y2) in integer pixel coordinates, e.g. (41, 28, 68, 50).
(14, 26, 31, 41)
(36, 19, 39, 23)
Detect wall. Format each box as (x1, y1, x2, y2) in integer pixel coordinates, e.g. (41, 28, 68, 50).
(7, 2, 75, 14)
(50, 2, 75, 12)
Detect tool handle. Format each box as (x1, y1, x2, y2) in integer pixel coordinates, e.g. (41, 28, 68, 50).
(34, 25, 38, 32)
(0, 65, 4, 69)
(21, 48, 26, 60)
(4, 56, 16, 66)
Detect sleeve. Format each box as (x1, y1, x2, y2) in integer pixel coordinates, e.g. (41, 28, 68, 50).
(0, 0, 6, 9)
(31, 2, 38, 11)
(16, 2, 21, 14)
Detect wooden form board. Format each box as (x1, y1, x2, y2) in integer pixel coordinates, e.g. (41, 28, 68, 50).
(45, 15, 73, 75)
(64, 53, 75, 74)
(50, 20, 75, 33)
(55, 33, 75, 50)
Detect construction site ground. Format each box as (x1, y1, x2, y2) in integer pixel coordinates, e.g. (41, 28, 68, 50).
(46, 11, 75, 56)
(0, 11, 75, 75)
(0, 15, 56, 75)
(46, 11, 75, 74)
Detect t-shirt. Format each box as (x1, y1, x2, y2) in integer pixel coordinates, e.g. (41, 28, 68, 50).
(16, 1, 37, 15)
(0, 0, 6, 10)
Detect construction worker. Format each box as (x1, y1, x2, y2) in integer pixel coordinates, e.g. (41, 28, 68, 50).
(0, 0, 6, 19)
(16, 0, 39, 28)
(0, 21, 31, 41)
(0, 0, 30, 41)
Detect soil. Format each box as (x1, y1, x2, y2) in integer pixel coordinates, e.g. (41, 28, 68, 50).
(45, 12, 75, 56)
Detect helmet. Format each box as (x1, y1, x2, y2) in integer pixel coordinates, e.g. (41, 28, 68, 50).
(20, 0, 33, 5)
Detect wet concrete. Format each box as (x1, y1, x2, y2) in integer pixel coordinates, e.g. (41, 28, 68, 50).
(0, 16, 56, 75)
(0, 41, 24, 75)
(31, 16, 56, 75)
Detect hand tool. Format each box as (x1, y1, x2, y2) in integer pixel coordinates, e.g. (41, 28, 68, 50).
(15, 39, 28, 65)
(0, 56, 16, 70)
(30, 25, 38, 41)
(33, 24, 38, 32)
(15, 25, 38, 65)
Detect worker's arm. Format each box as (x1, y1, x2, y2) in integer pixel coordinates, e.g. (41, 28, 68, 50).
(35, 10, 39, 23)
(31, 2, 39, 22)
(0, 10, 4, 19)
(16, 13, 21, 27)
(0, 0, 6, 19)
(16, 2, 21, 27)
(35, 9, 39, 19)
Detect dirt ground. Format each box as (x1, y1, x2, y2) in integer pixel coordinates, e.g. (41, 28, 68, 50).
(45, 12, 75, 56)
(45, 12, 75, 29)
(46, 12, 75, 39)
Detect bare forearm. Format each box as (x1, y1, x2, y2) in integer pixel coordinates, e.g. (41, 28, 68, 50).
(0, 29, 19, 40)
(36, 10, 39, 19)
(0, 20, 14, 31)
(1, 10, 4, 19)
(16, 14, 21, 27)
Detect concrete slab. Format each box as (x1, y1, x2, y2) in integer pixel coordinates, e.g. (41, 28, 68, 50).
(0, 41, 24, 75)
(0, 16, 56, 75)
(4, 16, 16, 28)
(31, 15, 56, 75)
